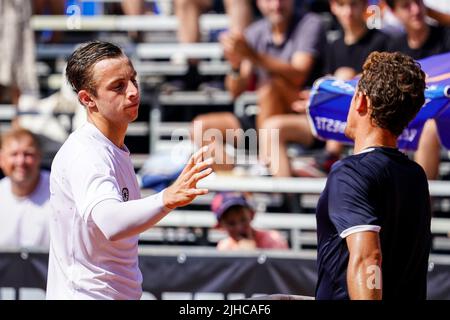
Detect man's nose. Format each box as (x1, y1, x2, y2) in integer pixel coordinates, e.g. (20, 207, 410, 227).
(127, 80, 139, 100)
(15, 153, 26, 165)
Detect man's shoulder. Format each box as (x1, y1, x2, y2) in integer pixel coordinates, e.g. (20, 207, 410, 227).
(245, 18, 269, 39)
(329, 151, 379, 181)
(294, 12, 324, 33)
(332, 148, 425, 183)
(0, 176, 11, 193)
(299, 12, 323, 24)
(54, 125, 108, 163)
(52, 135, 108, 177)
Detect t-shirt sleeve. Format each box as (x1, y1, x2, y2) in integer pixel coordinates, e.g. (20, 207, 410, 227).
(327, 163, 381, 238)
(292, 13, 326, 57)
(244, 21, 262, 51)
(68, 152, 123, 223)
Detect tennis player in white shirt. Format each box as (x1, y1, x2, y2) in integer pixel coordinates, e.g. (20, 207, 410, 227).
(46, 41, 214, 300)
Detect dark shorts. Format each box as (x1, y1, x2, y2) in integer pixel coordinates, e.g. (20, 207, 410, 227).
(237, 113, 256, 133)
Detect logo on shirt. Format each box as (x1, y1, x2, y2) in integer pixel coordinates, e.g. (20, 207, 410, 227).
(122, 188, 129, 202)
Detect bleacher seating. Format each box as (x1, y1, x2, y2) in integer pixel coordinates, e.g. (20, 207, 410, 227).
(1, 1, 449, 255)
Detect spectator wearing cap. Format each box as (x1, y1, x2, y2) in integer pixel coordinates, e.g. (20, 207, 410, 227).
(211, 192, 289, 250)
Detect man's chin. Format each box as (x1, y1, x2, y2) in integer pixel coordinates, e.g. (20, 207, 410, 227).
(344, 127, 354, 141)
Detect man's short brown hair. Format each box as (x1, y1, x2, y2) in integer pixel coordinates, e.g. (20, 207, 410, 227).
(0, 128, 41, 151)
(358, 51, 426, 136)
(66, 41, 124, 96)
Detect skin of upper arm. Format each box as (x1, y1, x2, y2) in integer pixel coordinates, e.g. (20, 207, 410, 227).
(291, 52, 316, 75)
(346, 231, 382, 300)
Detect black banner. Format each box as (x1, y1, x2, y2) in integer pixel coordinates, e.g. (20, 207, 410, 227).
(0, 250, 449, 300)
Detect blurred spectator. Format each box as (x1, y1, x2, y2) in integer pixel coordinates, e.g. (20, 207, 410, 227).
(32, 0, 65, 43)
(424, 0, 450, 26)
(260, 0, 390, 179)
(286, 0, 389, 176)
(0, 128, 51, 248)
(211, 192, 289, 250)
(33, 0, 65, 14)
(174, 0, 255, 90)
(175, 0, 254, 44)
(121, 0, 156, 42)
(386, 0, 450, 180)
(192, 0, 326, 174)
(424, 0, 450, 14)
(0, 0, 39, 108)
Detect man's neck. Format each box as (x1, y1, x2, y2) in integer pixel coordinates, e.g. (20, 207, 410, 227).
(353, 128, 398, 154)
(343, 23, 368, 45)
(12, 174, 40, 198)
(88, 117, 127, 149)
(407, 24, 430, 49)
(272, 15, 292, 45)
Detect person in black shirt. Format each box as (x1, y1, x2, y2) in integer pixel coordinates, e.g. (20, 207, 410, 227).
(326, 0, 391, 75)
(314, 0, 392, 173)
(316, 51, 431, 300)
(386, 0, 450, 180)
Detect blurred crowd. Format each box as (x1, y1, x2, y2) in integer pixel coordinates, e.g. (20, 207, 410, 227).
(1, 0, 450, 250)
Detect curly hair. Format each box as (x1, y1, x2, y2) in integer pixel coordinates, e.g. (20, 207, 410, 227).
(66, 41, 124, 96)
(357, 51, 426, 136)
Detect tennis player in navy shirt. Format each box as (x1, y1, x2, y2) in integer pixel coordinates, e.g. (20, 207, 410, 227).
(315, 51, 431, 300)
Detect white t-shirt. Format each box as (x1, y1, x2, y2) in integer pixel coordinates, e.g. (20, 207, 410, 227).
(0, 171, 51, 248)
(47, 122, 145, 300)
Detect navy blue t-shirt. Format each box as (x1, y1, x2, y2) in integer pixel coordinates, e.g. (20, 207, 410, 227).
(315, 147, 431, 300)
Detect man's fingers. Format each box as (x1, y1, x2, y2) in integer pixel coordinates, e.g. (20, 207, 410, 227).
(184, 158, 214, 182)
(188, 188, 209, 196)
(180, 145, 209, 176)
(187, 167, 213, 186)
(193, 145, 210, 163)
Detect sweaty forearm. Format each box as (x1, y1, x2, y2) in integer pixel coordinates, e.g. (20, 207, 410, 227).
(347, 255, 382, 300)
(91, 191, 171, 241)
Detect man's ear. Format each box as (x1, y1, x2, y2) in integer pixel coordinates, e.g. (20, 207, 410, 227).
(78, 90, 96, 110)
(355, 91, 368, 115)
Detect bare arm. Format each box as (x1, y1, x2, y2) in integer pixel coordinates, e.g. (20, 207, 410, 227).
(346, 231, 383, 300)
(222, 32, 315, 89)
(92, 146, 213, 241)
(224, 60, 253, 99)
(249, 51, 315, 88)
(427, 7, 450, 26)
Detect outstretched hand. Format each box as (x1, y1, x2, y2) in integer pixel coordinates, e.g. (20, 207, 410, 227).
(163, 145, 214, 210)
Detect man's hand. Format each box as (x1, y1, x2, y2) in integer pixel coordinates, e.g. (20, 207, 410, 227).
(163, 145, 214, 210)
(291, 90, 311, 113)
(220, 32, 243, 69)
(220, 31, 256, 62)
